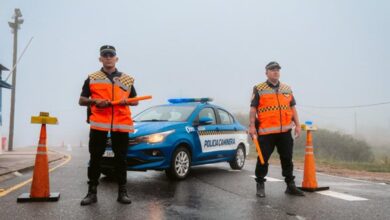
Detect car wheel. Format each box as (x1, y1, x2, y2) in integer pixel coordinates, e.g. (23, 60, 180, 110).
(166, 146, 191, 180)
(229, 145, 246, 170)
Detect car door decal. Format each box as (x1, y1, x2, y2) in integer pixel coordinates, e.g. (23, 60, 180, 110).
(198, 130, 247, 153)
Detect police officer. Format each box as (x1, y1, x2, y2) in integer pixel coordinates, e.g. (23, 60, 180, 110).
(79, 45, 138, 205)
(249, 61, 304, 197)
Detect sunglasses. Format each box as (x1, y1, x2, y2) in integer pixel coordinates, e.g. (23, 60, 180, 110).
(101, 53, 115, 58)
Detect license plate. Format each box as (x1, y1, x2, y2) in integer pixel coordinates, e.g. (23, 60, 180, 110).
(103, 150, 115, 157)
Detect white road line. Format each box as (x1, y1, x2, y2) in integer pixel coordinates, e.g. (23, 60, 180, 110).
(266, 177, 284, 182)
(250, 175, 283, 182)
(248, 175, 369, 201)
(13, 171, 23, 177)
(316, 190, 368, 201)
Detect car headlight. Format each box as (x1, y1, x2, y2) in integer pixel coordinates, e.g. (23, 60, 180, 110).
(135, 130, 175, 144)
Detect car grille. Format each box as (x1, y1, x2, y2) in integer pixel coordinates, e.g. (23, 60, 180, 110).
(127, 158, 147, 166)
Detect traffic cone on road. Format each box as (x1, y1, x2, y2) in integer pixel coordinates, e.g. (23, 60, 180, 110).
(17, 112, 60, 202)
(299, 121, 329, 192)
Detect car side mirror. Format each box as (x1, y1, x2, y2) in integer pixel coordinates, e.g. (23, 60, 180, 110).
(198, 117, 213, 126)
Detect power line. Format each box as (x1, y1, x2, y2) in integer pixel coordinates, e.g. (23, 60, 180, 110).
(297, 108, 343, 120)
(5, 37, 34, 82)
(297, 101, 390, 109)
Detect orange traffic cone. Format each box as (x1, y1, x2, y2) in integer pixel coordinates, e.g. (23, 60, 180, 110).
(17, 112, 60, 202)
(299, 121, 329, 192)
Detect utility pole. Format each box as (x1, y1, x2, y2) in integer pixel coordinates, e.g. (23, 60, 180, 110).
(354, 111, 357, 136)
(8, 8, 23, 151)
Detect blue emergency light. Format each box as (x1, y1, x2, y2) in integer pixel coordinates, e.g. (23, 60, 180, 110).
(168, 98, 213, 104)
(305, 121, 313, 125)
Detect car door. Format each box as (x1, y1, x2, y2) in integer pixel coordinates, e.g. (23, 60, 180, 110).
(215, 108, 238, 159)
(191, 107, 221, 162)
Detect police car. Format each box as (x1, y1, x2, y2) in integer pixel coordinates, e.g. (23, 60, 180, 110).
(101, 98, 249, 180)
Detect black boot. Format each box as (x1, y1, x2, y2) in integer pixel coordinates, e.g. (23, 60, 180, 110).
(80, 185, 97, 206)
(256, 182, 265, 197)
(117, 185, 132, 204)
(285, 181, 305, 196)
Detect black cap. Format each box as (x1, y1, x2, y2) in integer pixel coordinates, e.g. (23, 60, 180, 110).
(100, 45, 116, 56)
(265, 61, 281, 70)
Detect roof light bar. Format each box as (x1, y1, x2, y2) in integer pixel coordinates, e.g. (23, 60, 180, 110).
(168, 98, 213, 104)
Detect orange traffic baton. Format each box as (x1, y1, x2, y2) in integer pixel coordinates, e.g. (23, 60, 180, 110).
(110, 95, 152, 105)
(252, 135, 265, 165)
(17, 112, 60, 202)
(298, 121, 329, 192)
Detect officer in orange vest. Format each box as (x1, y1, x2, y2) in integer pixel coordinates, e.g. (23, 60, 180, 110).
(249, 61, 304, 197)
(79, 45, 138, 205)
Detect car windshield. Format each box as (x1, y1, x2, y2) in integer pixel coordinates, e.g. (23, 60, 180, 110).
(134, 105, 196, 122)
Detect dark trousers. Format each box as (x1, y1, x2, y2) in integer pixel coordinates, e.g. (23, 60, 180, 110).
(88, 129, 129, 186)
(255, 131, 295, 184)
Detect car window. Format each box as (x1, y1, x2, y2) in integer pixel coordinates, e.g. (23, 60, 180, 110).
(198, 108, 217, 125)
(134, 106, 195, 122)
(218, 109, 234, 125)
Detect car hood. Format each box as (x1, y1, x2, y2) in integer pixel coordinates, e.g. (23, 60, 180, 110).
(131, 121, 187, 137)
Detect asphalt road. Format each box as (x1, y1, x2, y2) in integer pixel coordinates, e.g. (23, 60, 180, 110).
(0, 146, 389, 220)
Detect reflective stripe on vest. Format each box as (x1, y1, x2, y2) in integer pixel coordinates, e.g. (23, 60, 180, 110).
(89, 79, 112, 85)
(112, 124, 134, 131)
(258, 123, 294, 135)
(90, 121, 112, 129)
(90, 121, 134, 132)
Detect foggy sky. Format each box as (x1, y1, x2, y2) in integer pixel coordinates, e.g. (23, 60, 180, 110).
(0, 0, 389, 148)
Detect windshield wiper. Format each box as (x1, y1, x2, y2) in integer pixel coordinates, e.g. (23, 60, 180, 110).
(139, 119, 168, 122)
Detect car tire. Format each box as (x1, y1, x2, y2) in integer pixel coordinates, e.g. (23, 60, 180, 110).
(165, 146, 191, 180)
(229, 145, 246, 170)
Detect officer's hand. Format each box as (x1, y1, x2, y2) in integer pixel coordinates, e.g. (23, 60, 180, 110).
(128, 101, 139, 106)
(249, 126, 257, 137)
(118, 99, 128, 106)
(95, 99, 111, 108)
(294, 125, 301, 138)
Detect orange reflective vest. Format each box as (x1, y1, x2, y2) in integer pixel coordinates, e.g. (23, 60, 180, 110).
(88, 71, 134, 132)
(256, 82, 294, 135)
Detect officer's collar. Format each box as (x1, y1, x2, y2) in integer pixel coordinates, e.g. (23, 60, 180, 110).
(266, 80, 280, 88)
(101, 68, 120, 76)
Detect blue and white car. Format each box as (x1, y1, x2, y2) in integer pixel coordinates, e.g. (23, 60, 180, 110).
(101, 98, 249, 180)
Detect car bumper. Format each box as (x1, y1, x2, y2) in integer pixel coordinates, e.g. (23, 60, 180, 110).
(102, 141, 174, 171)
